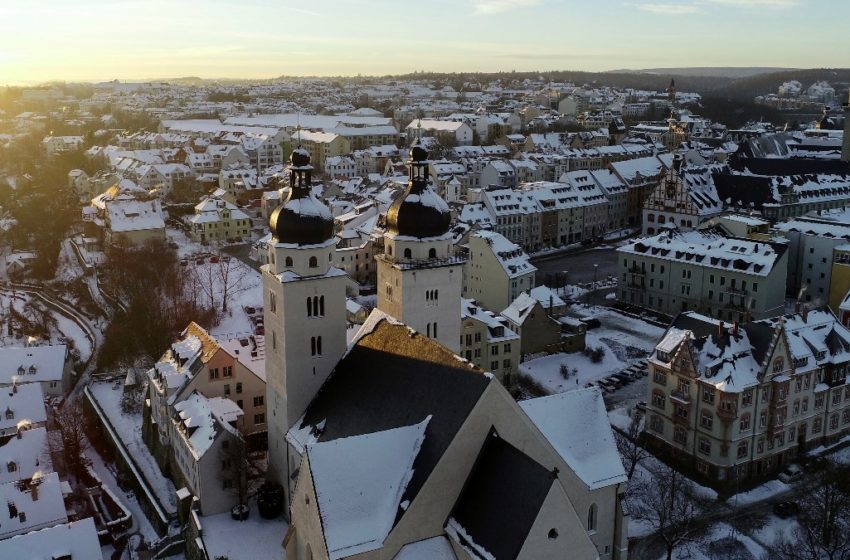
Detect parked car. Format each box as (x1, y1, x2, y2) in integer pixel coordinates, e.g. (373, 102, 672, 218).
(778, 464, 804, 484)
(597, 380, 617, 393)
(635, 400, 647, 412)
(612, 373, 632, 384)
(773, 501, 800, 518)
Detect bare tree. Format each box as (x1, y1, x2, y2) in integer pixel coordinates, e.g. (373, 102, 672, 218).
(770, 463, 850, 560)
(219, 435, 251, 514)
(615, 408, 648, 480)
(629, 462, 713, 560)
(216, 253, 250, 314)
(48, 400, 91, 480)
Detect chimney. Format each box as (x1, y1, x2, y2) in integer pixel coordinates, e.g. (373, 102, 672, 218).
(733, 321, 739, 337)
(803, 305, 809, 322)
(30, 480, 38, 502)
(16, 430, 22, 440)
(795, 301, 801, 314)
(718, 320, 724, 337)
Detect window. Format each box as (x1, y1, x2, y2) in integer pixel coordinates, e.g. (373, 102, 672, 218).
(428, 248, 437, 259)
(269, 291, 277, 313)
(652, 391, 666, 409)
(830, 414, 839, 430)
(793, 400, 800, 417)
(504, 343, 511, 353)
(309, 256, 318, 268)
(654, 370, 667, 386)
(253, 396, 264, 407)
(403, 248, 412, 259)
(739, 413, 751, 431)
(814, 418, 823, 433)
(236, 382, 242, 394)
(802, 398, 808, 413)
(834, 390, 842, 406)
(700, 410, 713, 429)
(737, 441, 749, 459)
(816, 394, 825, 409)
(698, 438, 711, 455)
(224, 384, 231, 396)
(673, 426, 687, 445)
(502, 359, 511, 369)
(757, 438, 765, 454)
(703, 388, 715, 405)
(209, 368, 219, 380)
(742, 390, 753, 407)
(310, 336, 322, 356)
(587, 504, 597, 532)
(759, 411, 767, 428)
(491, 345, 499, 356)
(254, 413, 265, 425)
(223, 366, 232, 378)
(490, 361, 499, 370)
(285, 256, 293, 267)
(650, 415, 664, 434)
(7, 462, 16, 473)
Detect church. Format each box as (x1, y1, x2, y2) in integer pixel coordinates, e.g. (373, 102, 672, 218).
(262, 145, 628, 560)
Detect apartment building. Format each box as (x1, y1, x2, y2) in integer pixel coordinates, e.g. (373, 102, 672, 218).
(645, 308, 850, 483)
(463, 230, 537, 313)
(618, 228, 788, 321)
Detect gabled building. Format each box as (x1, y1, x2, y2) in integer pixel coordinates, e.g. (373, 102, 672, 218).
(187, 195, 252, 243)
(0, 383, 47, 438)
(463, 230, 536, 313)
(0, 472, 67, 540)
(0, 345, 72, 398)
(642, 156, 722, 235)
(645, 309, 850, 483)
(460, 298, 521, 385)
(501, 292, 563, 357)
(89, 180, 166, 246)
(0, 517, 101, 560)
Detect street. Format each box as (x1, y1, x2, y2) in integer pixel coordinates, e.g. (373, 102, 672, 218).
(531, 245, 620, 287)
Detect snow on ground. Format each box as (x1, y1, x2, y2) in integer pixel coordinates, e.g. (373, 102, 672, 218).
(0, 291, 92, 362)
(88, 380, 178, 515)
(659, 522, 766, 560)
(726, 479, 790, 507)
(751, 514, 799, 549)
(200, 501, 288, 560)
(86, 445, 160, 543)
(55, 238, 86, 283)
(520, 340, 626, 394)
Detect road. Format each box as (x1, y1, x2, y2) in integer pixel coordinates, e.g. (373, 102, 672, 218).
(531, 245, 619, 287)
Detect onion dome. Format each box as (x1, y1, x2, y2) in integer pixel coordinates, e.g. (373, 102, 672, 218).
(268, 147, 334, 245)
(386, 143, 451, 238)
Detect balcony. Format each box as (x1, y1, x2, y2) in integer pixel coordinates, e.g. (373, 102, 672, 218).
(724, 285, 748, 295)
(717, 405, 737, 421)
(629, 266, 646, 276)
(670, 389, 691, 405)
(376, 254, 466, 271)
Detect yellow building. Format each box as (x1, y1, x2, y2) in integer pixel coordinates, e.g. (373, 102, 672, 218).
(828, 245, 850, 314)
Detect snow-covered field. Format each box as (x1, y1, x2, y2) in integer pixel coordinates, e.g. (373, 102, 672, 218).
(200, 501, 288, 560)
(518, 306, 663, 395)
(88, 380, 178, 515)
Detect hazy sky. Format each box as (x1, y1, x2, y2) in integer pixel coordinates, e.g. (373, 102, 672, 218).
(0, 0, 844, 84)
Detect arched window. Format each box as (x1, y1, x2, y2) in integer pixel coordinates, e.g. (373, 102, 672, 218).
(427, 323, 431, 337)
(7, 462, 16, 473)
(316, 336, 322, 355)
(658, 215, 666, 224)
(311, 337, 316, 356)
(404, 248, 412, 259)
(319, 295, 325, 316)
(307, 298, 313, 317)
(309, 256, 318, 268)
(433, 322, 438, 338)
(647, 213, 655, 223)
(434, 289, 438, 301)
(388, 245, 393, 256)
(587, 504, 597, 532)
(739, 413, 751, 431)
(285, 256, 293, 267)
(429, 248, 437, 259)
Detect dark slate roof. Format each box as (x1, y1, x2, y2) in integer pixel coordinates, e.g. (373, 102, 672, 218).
(296, 318, 491, 516)
(449, 433, 554, 560)
(670, 312, 775, 368)
(728, 156, 850, 176)
(712, 173, 775, 209)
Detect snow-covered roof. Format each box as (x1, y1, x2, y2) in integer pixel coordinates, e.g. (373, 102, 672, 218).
(0, 345, 67, 386)
(461, 299, 519, 343)
(528, 285, 566, 309)
(0, 383, 47, 433)
(0, 427, 50, 485)
(0, 472, 67, 540)
(471, 230, 536, 279)
(0, 517, 101, 560)
(619, 228, 785, 277)
(173, 392, 242, 460)
(307, 418, 430, 560)
(762, 309, 850, 373)
(500, 292, 542, 326)
(521, 388, 627, 490)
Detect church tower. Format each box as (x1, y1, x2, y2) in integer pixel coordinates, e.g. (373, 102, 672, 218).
(263, 148, 348, 491)
(377, 143, 463, 353)
(842, 91, 850, 162)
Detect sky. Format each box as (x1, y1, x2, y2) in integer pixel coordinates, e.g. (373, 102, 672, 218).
(0, 0, 844, 85)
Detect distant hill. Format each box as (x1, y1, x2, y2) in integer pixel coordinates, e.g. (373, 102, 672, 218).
(610, 67, 794, 79)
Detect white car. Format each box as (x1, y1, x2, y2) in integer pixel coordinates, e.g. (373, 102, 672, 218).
(778, 464, 803, 484)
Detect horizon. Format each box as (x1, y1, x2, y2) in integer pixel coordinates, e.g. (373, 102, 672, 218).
(0, 0, 844, 86)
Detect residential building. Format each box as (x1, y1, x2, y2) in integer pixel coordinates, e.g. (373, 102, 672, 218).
(0, 472, 66, 540)
(0, 427, 50, 485)
(0, 345, 72, 398)
(41, 135, 84, 157)
(0, 517, 101, 560)
(171, 392, 243, 515)
(0, 383, 47, 438)
(187, 195, 252, 243)
(463, 230, 536, 313)
(290, 130, 351, 173)
(460, 298, 521, 385)
(618, 228, 788, 321)
(645, 308, 850, 483)
(406, 119, 473, 146)
(88, 180, 166, 246)
(501, 292, 563, 356)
